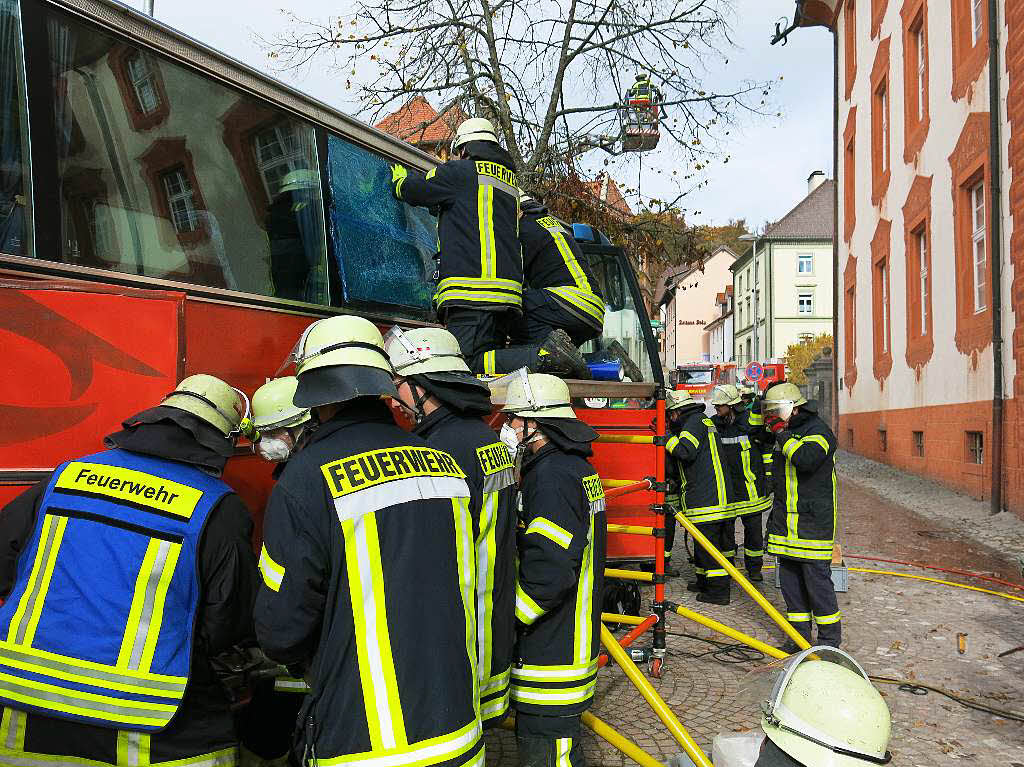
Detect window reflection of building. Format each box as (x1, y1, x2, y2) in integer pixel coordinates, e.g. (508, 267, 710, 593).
(139, 138, 209, 250)
(126, 54, 160, 114)
(108, 44, 169, 131)
(253, 123, 304, 198)
(161, 167, 199, 234)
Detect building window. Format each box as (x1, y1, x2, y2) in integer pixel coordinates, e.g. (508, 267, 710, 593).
(844, 107, 857, 242)
(878, 260, 889, 353)
(966, 431, 984, 464)
(879, 429, 887, 453)
(913, 430, 924, 457)
(798, 253, 813, 274)
(798, 293, 813, 315)
(126, 53, 161, 115)
(847, 287, 856, 358)
(916, 229, 928, 334)
(847, 428, 854, 447)
(952, 0, 988, 100)
(253, 123, 304, 199)
(971, 0, 983, 46)
(745, 298, 751, 326)
(844, 0, 857, 99)
(902, 3, 930, 161)
(916, 26, 927, 121)
(874, 80, 889, 175)
(971, 181, 986, 312)
(844, 255, 858, 388)
(161, 167, 199, 234)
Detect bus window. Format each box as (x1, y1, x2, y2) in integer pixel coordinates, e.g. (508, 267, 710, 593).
(38, 10, 328, 303)
(326, 134, 436, 315)
(0, 0, 31, 257)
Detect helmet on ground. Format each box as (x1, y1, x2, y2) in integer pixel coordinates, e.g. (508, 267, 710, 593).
(762, 381, 807, 422)
(251, 377, 311, 431)
(291, 315, 397, 408)
(279, 168, 317, 194)
(384, 326, 471, 378)
(666, 389, 697, 411)
(711, 384, 742, 407)
(452, 117, 499, 152)
(760, 646, 892, 767)
(501, 372, 575, 419)
(161, 374, 251, 438)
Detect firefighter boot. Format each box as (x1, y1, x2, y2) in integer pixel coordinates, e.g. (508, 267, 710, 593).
(536, 329, 591, 379)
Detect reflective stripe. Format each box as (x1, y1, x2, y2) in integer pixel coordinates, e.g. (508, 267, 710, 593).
(258, 544, 285, 592)
(482, 350, 497, 375)
(729, 496, 772, 516)
(315, 719, 481, 767)
(116, 731, 149, 766)
(425, 168, 437, 181)
(814, 611, 842, 625)
(274, 677, 310, 693)
(573, 515, 594, 663)
(718, 436, 751, 446)
(334, 477, 470, 525)
(341, 511, 407, 750)
(481, 667, 511, 697)
(8, 515, 68, 646)
(682, 504, 735, 523)
(119, 539, 181, 673)
(705, 423, 728, 505)
(452, 497, 478, 715)
(786, 612, 811, 622)
(394, 177, 406, 198)
(738, 443, 759, 501)
(664, 435, 680, 453)
(526, 518, 572, 550)
(475, 492, 497, 702)
(556, 738, 572, 767)
(477, 173, 519, 199)
(680, 432, 700, 448)
(481, 468, 515, 494)
(0, 744, 237, 767)
(784, 434, 830, 461)
(546, 287, 604, 325)
(512, 660, 598, 682)
(705, 569, 728, 578)
(477, 184, 495, 279)
(785, 454, 799, 540)
(480, 687, 509, 722)
(510, 679, 597, 705)
(748, 412, 764, 426)
(0, 671, 176, 728)
(0, 642, 186, 698)
(0, 708, 25, 750)
(515, 584, 545, 625)
(743, 548, 764, 558)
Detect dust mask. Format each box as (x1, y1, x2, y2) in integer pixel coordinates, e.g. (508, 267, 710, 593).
(256, 431, 295, 463)
(500, 422, 519, 458)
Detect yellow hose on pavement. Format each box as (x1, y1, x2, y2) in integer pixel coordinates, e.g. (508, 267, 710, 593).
(672, 604, 789, 660)
(599, 624, 713, 767)
(582, 711, 666, 767)
(675, 512, 811, 651)
(849, 567, 1024, 603)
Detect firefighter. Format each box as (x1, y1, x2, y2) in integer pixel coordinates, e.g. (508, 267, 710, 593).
(390, 117, 525, 374)
(383, 326, 517, 728)
(662, 390, 695, 578)
(0, 375, 259, 765)
(624, 74, 663, 116)
(762, 382, 841, 649)
(238, 376, 313, 765)
(501, 373, 606, 767)
(710, 384, 771, 582)
(476, 193, 601, 378)
(665, 388, 735, 605)
(254, 316, 482, 766)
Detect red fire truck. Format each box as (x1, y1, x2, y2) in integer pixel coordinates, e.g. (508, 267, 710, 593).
(671, 362, 736, 399)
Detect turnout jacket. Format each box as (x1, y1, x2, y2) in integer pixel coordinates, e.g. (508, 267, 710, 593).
(0, 422, 257, 766)
(512, 444, 606, 717)
(665, 408, 734, 524)
(766, 409, 838, 561)
(711, 411, 771, 517)
(519, 202, 605, 331)
(255, 404, 482, 767)
(394, 142, 523, 316)
(414, 406, 517, 728)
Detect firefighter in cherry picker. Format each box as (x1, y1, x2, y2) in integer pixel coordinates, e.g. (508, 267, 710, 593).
(762, 382, 842, 650)
(383, 326, 517, 728)
(624, 74, 663, 121)
(710, 384, 772, 583)
(0, 375, 259, 765)
(664, 388, 736, 605)
(475, 192, 601, 379)
(501, 373, 606, 767)
(254, 316, 483, 766)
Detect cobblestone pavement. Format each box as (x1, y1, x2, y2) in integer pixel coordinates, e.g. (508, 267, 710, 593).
(486, 458, 1024, 766)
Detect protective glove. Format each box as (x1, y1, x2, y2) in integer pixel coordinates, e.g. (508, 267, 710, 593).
(390, 163, 408, 185)
(765, 415, 786, 434)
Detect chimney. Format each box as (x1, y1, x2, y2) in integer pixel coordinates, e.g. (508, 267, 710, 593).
(807, 170, 826, 194)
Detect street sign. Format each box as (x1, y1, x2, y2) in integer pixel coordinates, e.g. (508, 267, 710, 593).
(745, 362, 764, 381)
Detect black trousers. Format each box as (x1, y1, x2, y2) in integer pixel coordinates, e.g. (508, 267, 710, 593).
(735, 512, 765, 573)
(516, 712, 585, 767)
(778, 556, 841, 646)
(692, 519, 732, 600)
(443, 307, 516, 374)
(487, 290, 600, 374)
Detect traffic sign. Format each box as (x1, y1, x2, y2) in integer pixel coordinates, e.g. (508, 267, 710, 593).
(745, 362, 764, 381)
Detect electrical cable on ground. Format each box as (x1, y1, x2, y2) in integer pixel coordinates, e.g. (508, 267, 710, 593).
(844, 553, 1024, 592)
(870, 676, 1024, 723)
(665, 630, 765, 665)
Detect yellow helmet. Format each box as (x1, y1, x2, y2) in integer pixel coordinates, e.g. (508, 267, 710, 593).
(452, 117, 499, 152)
(291, 316, 397, 408)
(161, 374, 251, 437)
(383, 326, 470, 377)
(500, 372, 576, 420)
(251, 377, 311, 431)
(666, 389, 696, 411)
(710, 384, 742, 407)
(763, 381, 807, 421)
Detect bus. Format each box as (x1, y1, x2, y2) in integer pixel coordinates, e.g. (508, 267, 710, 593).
(0, 0, 666, 566)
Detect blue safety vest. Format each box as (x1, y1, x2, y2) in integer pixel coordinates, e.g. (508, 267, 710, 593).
(0, 449, 229, 732)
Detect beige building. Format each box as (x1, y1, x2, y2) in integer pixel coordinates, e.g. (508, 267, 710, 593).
(656, 245, 737, 370)
(732, 174, 835, 367)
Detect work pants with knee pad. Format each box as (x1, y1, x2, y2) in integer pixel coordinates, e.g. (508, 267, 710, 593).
(777, 556, 841, 647)
(516, 712, 584, 767)
(692, 520, 733, 600)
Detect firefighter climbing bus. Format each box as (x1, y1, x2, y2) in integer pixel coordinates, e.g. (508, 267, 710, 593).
(0, 2, 833, 766)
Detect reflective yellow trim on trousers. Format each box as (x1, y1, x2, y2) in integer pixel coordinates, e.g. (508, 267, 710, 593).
(342, 512, 408, 751)
(512, 659, 598, 683)
(0, 743, 237, 767)
(705, 569, 728, 578)
(786, 612, 811, 622)
(510, 678, 597, 705)
(681, 504, 734, 523)
(814, 611, 841, 625)
(526, 518, 572, 550)
(573, 515, 595, 663)
(313, 718, 481, 767)
(8, 515, 68, 647)
(556, 738, 572, 767)
(453, 497, 478, 715)
(258, 544, 285, 592)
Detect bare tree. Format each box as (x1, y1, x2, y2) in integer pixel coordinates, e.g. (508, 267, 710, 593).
(263, 0, 772, 193)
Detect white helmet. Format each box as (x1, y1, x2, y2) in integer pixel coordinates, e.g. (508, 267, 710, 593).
(499, 372, 576, 420)
(251, 377, 311, 431)
(710, 384, 742, 407)
(452, 117, 499, 153)
(760, 646, 892, 767)
(383, 326, 471, 377)
(162, 374, 251, 438)
(762, 381, 807, 422)
(666, 389, 697, 411)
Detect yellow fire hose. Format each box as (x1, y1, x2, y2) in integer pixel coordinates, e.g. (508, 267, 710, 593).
(600, 624, 713, 767)
(596, 434, 656, 444)
(675, 511, 811, 651)
(672, 604, 789, 660)
(603, 478, 643, 488)
(605, 568, 654, 583)
(601, 612, 649, 626)
(499, 711, 666, 767)
(607, 524, 657, 536)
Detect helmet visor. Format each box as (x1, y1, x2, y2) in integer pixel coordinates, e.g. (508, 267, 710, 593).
(762, 400, 796, 422)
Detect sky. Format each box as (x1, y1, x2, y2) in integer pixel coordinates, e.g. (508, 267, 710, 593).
(134, 0, 835, 229)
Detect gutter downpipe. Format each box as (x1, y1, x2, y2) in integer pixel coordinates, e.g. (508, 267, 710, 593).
(988, 0, 1004, 515)
(832, 18, 840, 431)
